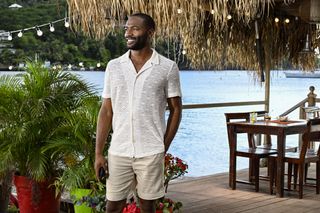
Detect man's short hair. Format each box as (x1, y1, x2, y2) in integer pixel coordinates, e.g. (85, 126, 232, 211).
(129, 13, 156, 31)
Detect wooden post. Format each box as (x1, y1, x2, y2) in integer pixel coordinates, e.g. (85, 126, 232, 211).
(307, 86, 316, 107)
(263, 32, 272, 148)
(264, 44, 271, 113)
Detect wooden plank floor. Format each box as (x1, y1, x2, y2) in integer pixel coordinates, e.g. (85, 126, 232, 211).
(167, 165, 320, 213)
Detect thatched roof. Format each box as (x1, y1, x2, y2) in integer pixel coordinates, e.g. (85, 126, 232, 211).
(67, 0, 320, 78)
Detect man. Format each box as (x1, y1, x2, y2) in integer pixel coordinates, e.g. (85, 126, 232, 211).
(94, 13, 182, 213)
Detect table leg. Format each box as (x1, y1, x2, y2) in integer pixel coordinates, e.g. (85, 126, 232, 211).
(276, 133, 286, 197)
(228, 125, 237, 190)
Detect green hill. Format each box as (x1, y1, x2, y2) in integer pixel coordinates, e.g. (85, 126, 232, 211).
(0, 0, 189, 70)
(0, 0, 126, 69)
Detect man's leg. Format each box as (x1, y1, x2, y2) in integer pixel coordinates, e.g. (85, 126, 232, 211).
(139, 198, 156, 213)
(106, 199, 127, 213)
(134, 153, 165, 213)
(106, 154, 135, 213)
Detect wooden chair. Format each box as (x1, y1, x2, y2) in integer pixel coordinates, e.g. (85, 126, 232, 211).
(269, 118, 320, 199)
(225, 111, 278, 192)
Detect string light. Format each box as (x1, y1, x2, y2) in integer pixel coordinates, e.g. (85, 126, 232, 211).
(97, 62, 101, 68)
(7, 33, 12, 41)
(227, 14, 232, 20)
(274, 17, 280, 23)
(177, 8, 182, 14)
(284, 18, 290, 24)
(49, 23, 55, 32)
(64, 18, 70, 28)
(36, 27, 43, 36)
(17, 30, 23, 37)
(8, 65, 13, 70)
(210, 10, 215, 15)
(182, 50, 186, 55)
(0, 17, 69, 40)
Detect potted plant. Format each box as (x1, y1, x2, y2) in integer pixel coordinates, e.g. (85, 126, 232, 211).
(0, 62, 95, 213)
(48, 96, 109, 213)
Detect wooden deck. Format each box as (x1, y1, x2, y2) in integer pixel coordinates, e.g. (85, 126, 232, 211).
(167, 165, 320, 213)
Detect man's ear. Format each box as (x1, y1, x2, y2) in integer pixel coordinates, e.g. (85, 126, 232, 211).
(148, 29, 155, 38)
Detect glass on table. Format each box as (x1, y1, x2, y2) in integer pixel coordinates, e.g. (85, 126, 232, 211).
(264, 113, 271, 121)
(250, 112, 257, 123)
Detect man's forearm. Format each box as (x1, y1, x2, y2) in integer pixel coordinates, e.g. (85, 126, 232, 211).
(164, 97, 182, 152)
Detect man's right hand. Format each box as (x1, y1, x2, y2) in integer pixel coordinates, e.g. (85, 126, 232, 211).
(95, 154, 108, 180)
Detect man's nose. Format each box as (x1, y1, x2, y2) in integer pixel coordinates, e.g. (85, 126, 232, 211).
(125, 29, 132, 37)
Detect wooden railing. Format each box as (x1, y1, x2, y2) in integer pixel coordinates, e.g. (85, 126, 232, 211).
(182, 100, 265, 110)
(279, 86, 319, 120)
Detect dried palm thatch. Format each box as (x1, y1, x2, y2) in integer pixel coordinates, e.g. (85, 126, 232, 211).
(67, 0, 320, 75)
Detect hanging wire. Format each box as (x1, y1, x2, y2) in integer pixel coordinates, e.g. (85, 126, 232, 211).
(0, 17, 68, 37)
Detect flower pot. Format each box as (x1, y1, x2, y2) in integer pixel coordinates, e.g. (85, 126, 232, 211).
(13, 175, 60, 213)
(71, 188, 93, 213)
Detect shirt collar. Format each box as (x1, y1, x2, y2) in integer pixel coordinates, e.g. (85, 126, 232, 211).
(119, 49, 160, 65)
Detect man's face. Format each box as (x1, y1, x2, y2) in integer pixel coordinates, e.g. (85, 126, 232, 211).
(124, 16, 152, 50)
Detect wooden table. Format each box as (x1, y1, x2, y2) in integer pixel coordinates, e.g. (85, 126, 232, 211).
(227, 119, 308, 197)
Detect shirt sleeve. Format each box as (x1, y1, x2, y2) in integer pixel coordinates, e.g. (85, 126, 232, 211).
(101, 64, 111, 99)
(166, 62, 182, 98)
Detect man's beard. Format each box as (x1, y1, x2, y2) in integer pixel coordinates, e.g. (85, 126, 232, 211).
(127, 33, 149, 50)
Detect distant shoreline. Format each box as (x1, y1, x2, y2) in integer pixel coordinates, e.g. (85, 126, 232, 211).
(0, 69, 105, 72)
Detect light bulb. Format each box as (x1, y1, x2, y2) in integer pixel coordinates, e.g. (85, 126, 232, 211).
(177, 8, 182, 14)
(8, 65, 13, 70)
(97, 62, 101, 68)
(227, 14, 232, 20)
(79, 62, 83, 67)
(211, 10, 215, 15)
(284, 18, 290, 24)
(182, 50, 186, 55)
(49, 23, 55, 32)
(64, 18, 70, 28)
(18, 31, 23, 37)
(8, 33, 12, 41)
(275, 17, 280, 23)
(36, 28, 43, 36)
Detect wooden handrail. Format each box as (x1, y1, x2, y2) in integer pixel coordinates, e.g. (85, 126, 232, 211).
(279, 98, 308, 117)
(182, 101, 265, 109)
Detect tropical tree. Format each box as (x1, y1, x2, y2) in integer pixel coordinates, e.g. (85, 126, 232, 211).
(0, 61, 95, 181)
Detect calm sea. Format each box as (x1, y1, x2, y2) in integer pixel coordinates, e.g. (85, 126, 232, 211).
(1, 70, 319, 177)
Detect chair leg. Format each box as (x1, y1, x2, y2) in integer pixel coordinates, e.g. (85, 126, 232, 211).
(249, 158, 254, 182)
(269, 158, 275, 194)
(294, 164, 298, 190)
(304, 163, 309, 183)
(254, 158, 260, 192)
(288, 163, 292, 191)
(298, 164, 304, 199)
(317, 162, 320, 194)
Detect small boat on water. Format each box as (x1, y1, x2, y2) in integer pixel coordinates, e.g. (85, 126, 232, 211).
(284, 71, 320, 78)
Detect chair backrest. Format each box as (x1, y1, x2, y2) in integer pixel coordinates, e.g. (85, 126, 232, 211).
(225, 111, 267, 148)
(301, 118, 320, 158)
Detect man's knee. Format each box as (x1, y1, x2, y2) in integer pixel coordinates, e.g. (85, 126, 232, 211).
(106, 199, 126, 213)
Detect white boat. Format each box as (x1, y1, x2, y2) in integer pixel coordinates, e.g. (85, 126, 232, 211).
(284, 71, 320, 78)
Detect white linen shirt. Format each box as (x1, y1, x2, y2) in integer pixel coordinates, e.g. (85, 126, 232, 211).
(102, 50, 182, 158)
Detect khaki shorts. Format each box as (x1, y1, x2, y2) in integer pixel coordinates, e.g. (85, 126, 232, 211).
(106, 153, 164, 201)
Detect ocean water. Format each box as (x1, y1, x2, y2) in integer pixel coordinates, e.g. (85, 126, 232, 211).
(2, 70, 320, 177)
